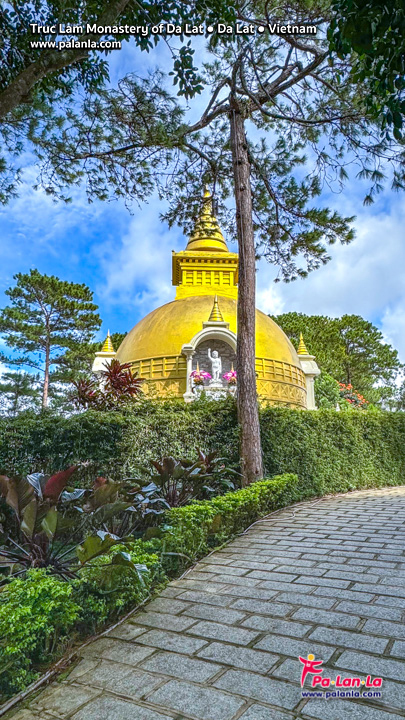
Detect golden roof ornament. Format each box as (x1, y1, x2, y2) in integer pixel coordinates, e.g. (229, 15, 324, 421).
(208, 295, 224, 323)
(186, 188, 228, 253)
(297, 332, 309, 355)
(101, 330, 115, 354)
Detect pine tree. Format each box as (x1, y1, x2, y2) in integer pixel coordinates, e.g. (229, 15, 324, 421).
(0, 269, 101, 408)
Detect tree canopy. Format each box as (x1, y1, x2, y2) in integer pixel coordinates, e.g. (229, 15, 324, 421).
(328, 0, 405, 137)
(272, 311, 402, 401)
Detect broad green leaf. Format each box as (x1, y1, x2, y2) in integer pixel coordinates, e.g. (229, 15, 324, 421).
(41, 507, 58, 539)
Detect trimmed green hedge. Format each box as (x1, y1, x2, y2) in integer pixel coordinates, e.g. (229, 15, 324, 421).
(1, 401, 404, 497)
(1, 472, 299, 701)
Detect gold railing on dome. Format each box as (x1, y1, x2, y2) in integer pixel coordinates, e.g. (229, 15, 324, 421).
(255, 357, 306, 387)
(130, 355, 187, 380)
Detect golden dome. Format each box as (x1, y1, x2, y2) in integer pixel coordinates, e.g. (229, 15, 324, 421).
(114, 187, 307, 408)
(117, 296, 300, 366)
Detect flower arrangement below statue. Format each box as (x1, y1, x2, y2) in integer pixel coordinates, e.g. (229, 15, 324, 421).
(190, 369, 212, 386)
(223, 369, 237, 386)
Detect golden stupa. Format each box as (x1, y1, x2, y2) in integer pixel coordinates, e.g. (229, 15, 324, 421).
(98, 191, 315, 408)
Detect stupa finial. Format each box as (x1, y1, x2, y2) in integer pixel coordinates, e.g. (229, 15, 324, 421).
(186, 187, 228, 253)
(208, 295, 224, 323)
(297, 332, 309, 355)
(101, 330, 115, 354)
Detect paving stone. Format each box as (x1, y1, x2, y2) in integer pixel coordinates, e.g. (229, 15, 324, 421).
(301, 698, 404, 720)
(81, 638, 155, 665)
(294, 576, 351, 589)
(177, 590, 235, 606)
(106, 623, 147, 641)
(352, 583, 405, 598)
(71, 695, 171, 720)
(253, 635, 335, 662)
(258, 580, 317, 594)
(160, 586, 184, 598)
(146, 679, 245, 720)
(75, 660, 162, 698)
(140, 650, 222, 681)
(241, 615, 311, 637)
(182, 603, 246, 624)
(186, 620, 260, 645)
(335, 601, 403, 621)
(144, 598, 190, 614)
(197, 563, 249, 576)
(314, 587, 376, 602)
(390, 639, 405, 657)
(136, 629, 207, 654)
(197, 641, 279, 673)
(131, 611, 197, 632)
(32, 684, 100, 715)
(219, 584, 279, 600)
(238, 704, 294, 720)
(229, 597, 294, 617)
(200, 573, 260, 587)
(375, 595, 405, 609)
(214, 669, 300, 710)
(308, 626, 389, 654)
(336, 650, 405, 681)
(246, 570, 299, 582)
(274, 592, 336, 609)
(363, 618, 405, 639)
(292, 607, 361, 629)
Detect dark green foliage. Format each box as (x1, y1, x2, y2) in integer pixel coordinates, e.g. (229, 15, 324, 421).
(1, 400, 403, 502)
(0, 372, 40, 416)
(328, 0, 405, 137)
(0, 569, 80, 697)
(272, 312, 401, 402)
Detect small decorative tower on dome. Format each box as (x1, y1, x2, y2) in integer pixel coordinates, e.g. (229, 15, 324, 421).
(296, 333, 321, 409)
(92, 330, 116, 380)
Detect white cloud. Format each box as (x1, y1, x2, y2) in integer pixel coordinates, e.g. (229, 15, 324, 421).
(96, 199, 183, 316)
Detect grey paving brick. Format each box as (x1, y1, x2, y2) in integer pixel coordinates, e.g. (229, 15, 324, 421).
(258, 580, 317, 594)
(301, 698, 403, 720)
(197, 563, 250, 576)
(219, 584, 279, 600)
(186, 620, 260, 645)
(375, 595, 405, 609)
(253, 635, 336, 662)
(214, 669, 300, 710)
(144, 598, 189, 614)
(198, 572, 260, 587)
(131, 611, 197, 632)
(275, 592, 336, 610)
(352, 582, 405, 597)
(229, 597, 294, 616)
(177, 590, 235, 606)
(71, 695, 171, 720)
(241, 615, 311, 637)
(335, 601, 402, 621)
(80, 665, 162, 698)
(238, 704, 293, 720)
(308, 626, 388, 653)
(140, 650, 222, 681)
(197, 641, 279, 673)
(106, 623, 147, 641)
(314, 587, 376, 602)
(390, 639, 405, 657)
(363, 618, 405, 639)
(137, 629, 207, 654)
(32, 684, 100, 715)
(336, 650, 405, 681)
(292, 607, 361, 629)
(294, 576, 351, 589)
(247, 570, 299, 582)
(146, 679, 245, 720)
(182, 603, 246, 624)
(81, 638, 155, 665)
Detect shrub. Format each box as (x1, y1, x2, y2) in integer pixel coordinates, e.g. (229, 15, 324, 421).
(160, 473, 301, 572)
(74, 541, 162, 632)
(0, 570, 79, 699)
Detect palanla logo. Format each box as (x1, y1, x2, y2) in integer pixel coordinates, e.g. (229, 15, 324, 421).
(298, 653, 383, 689)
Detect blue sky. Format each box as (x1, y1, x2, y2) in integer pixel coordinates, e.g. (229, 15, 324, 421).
(1, 37, 405, 367)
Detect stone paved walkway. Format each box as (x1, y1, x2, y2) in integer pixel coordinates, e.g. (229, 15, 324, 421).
(7, 487, 405, 720)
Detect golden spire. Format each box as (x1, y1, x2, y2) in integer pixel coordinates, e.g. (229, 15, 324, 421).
(101, 330, 115, 353)
(186, 188, 229, 253)
(208, 295, 224, 322)
(297, 332, 309, 355)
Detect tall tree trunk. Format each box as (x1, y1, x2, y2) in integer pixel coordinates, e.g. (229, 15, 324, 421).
(229, 99, 264, 485)
(42, 343, 50, 409)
